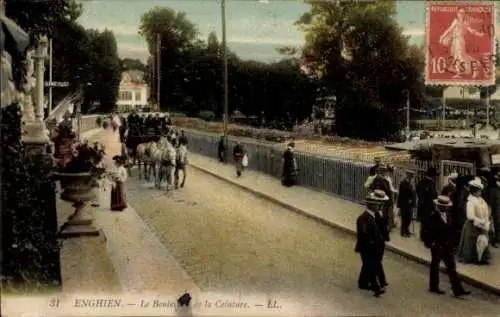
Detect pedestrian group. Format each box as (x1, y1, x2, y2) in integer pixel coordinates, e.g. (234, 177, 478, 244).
(357, 156, 499, 297)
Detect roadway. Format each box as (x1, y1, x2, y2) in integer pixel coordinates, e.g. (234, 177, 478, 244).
(125, 167, 500, 317)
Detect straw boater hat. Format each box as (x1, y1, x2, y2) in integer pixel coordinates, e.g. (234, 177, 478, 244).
(448, 171, 458, 180)
(406, 169, 415, 175)
(468, 177, 484, 190)
(366, 190, 389, 204)
(434, 195, 453, 207)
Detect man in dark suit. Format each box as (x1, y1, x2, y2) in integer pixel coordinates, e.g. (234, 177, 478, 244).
(423, 195, 470, 297)
(355, 190, 387, 297)
(397, 170, 416, 237)
(417, 167, 438, 242)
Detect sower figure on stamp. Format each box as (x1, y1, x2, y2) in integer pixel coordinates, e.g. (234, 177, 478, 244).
(355, 190, 387, 297)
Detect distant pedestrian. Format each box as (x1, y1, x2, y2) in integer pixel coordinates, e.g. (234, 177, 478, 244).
(369, 157, 382, 176)
(218, 136, 226, 162)
(355, 190, 387, 297)
(441, 171, 458, 197)
(491, 172, 500, 247)
(417, 167, 438, 242)
(178, 130, 188, 146)
(233, 141, 246, 177)
(374, 197, 390, 290)
(423, 195, 470, 297)
(397, 170, 416, 237)
(281, 142, 298, 187)
(365, 164, 393, 237)
(110, 155, 128, 211)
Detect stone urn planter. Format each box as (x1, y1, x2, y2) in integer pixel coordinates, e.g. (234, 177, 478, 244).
(54, 172, 100, 238)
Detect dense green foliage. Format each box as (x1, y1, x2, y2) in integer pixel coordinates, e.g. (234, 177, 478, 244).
(1, 104, 61, 292)
(5, 0, 121, 114)
(139, 6, 317, 130)
(139, 3, 427, 138)
(296, 0, 424, 140)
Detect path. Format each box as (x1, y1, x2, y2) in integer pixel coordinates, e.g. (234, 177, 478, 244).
(186, 152, 500, 295)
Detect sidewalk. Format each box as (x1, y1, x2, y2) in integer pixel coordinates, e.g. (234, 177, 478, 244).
(187, 152, 500, 295)
(79, 129, 200, 295)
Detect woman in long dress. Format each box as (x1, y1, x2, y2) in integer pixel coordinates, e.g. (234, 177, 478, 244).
(110, 155, 128, 211)
(457, 177, 493, 264)
(282, 142, 298, 187)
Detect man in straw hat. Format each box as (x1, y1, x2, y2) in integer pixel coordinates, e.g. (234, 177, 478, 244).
(423, 195, 470, 297)
(355, 190, 387, 297)
(397, 170, 416, 237)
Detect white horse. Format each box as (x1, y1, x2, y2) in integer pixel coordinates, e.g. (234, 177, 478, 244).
(150, 137, 177, 190)
(175, 144, 188, 188)
(135, 141, 156, 181)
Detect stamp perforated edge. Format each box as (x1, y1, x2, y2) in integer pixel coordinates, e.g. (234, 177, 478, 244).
(424, 0, 496, 87)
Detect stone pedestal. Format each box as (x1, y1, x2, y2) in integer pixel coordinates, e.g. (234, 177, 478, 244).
(59, 202, 99, 238)
(55, 172, 100, 239)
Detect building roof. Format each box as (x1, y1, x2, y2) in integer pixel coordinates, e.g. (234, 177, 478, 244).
(122, 70, 146, 85)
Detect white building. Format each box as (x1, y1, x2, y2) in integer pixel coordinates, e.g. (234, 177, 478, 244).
(116, 70, 149, 112)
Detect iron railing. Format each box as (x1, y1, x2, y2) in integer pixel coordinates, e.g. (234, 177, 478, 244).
(185, 131, 409, 204)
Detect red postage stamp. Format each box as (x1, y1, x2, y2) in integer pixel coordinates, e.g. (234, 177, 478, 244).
(425, 1, 496, 86)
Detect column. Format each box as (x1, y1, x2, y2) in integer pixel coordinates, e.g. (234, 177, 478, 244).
(22, 36, 50, 153)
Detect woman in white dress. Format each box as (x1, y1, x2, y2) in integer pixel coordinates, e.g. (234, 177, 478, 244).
(457, 177, 493, 264)
(110, 155, 128, 211)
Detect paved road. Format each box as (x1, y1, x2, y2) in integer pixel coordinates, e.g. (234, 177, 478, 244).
(125, 168, 500, 317)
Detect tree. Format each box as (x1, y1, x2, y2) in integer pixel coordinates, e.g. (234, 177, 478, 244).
(121, 58, 147, 72)
(5, 0, 82, 41)
(83, 29, 121, 113)
(296, 0, 423, 140)
(139, 7, 199, 107)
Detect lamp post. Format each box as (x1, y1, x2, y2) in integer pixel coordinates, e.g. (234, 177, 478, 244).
(405, 90, 410, 139)
(221, 0, 229, 140)
(34, 36, 48, 124)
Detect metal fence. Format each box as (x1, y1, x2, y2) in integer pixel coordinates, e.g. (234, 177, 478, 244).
(185, 131, 409, 204)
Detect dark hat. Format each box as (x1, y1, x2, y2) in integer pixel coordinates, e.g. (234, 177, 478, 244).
(112, 155, 122, 163)
(287, 141, 295, 147)
(434, 195, 453, 207)
(366, 190, 389, 204)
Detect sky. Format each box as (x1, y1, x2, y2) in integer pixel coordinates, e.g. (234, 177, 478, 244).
(77, 0, 494, 63)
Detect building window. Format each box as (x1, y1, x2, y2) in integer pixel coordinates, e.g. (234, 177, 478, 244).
(135, 92, 141, 101)
(119, 91, 132, 101)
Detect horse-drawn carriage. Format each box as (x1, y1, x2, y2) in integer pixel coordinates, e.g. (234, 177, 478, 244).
(124, 124, 185, 190)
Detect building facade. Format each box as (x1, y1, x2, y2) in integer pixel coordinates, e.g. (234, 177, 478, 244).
(116, 70, 149, 112)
